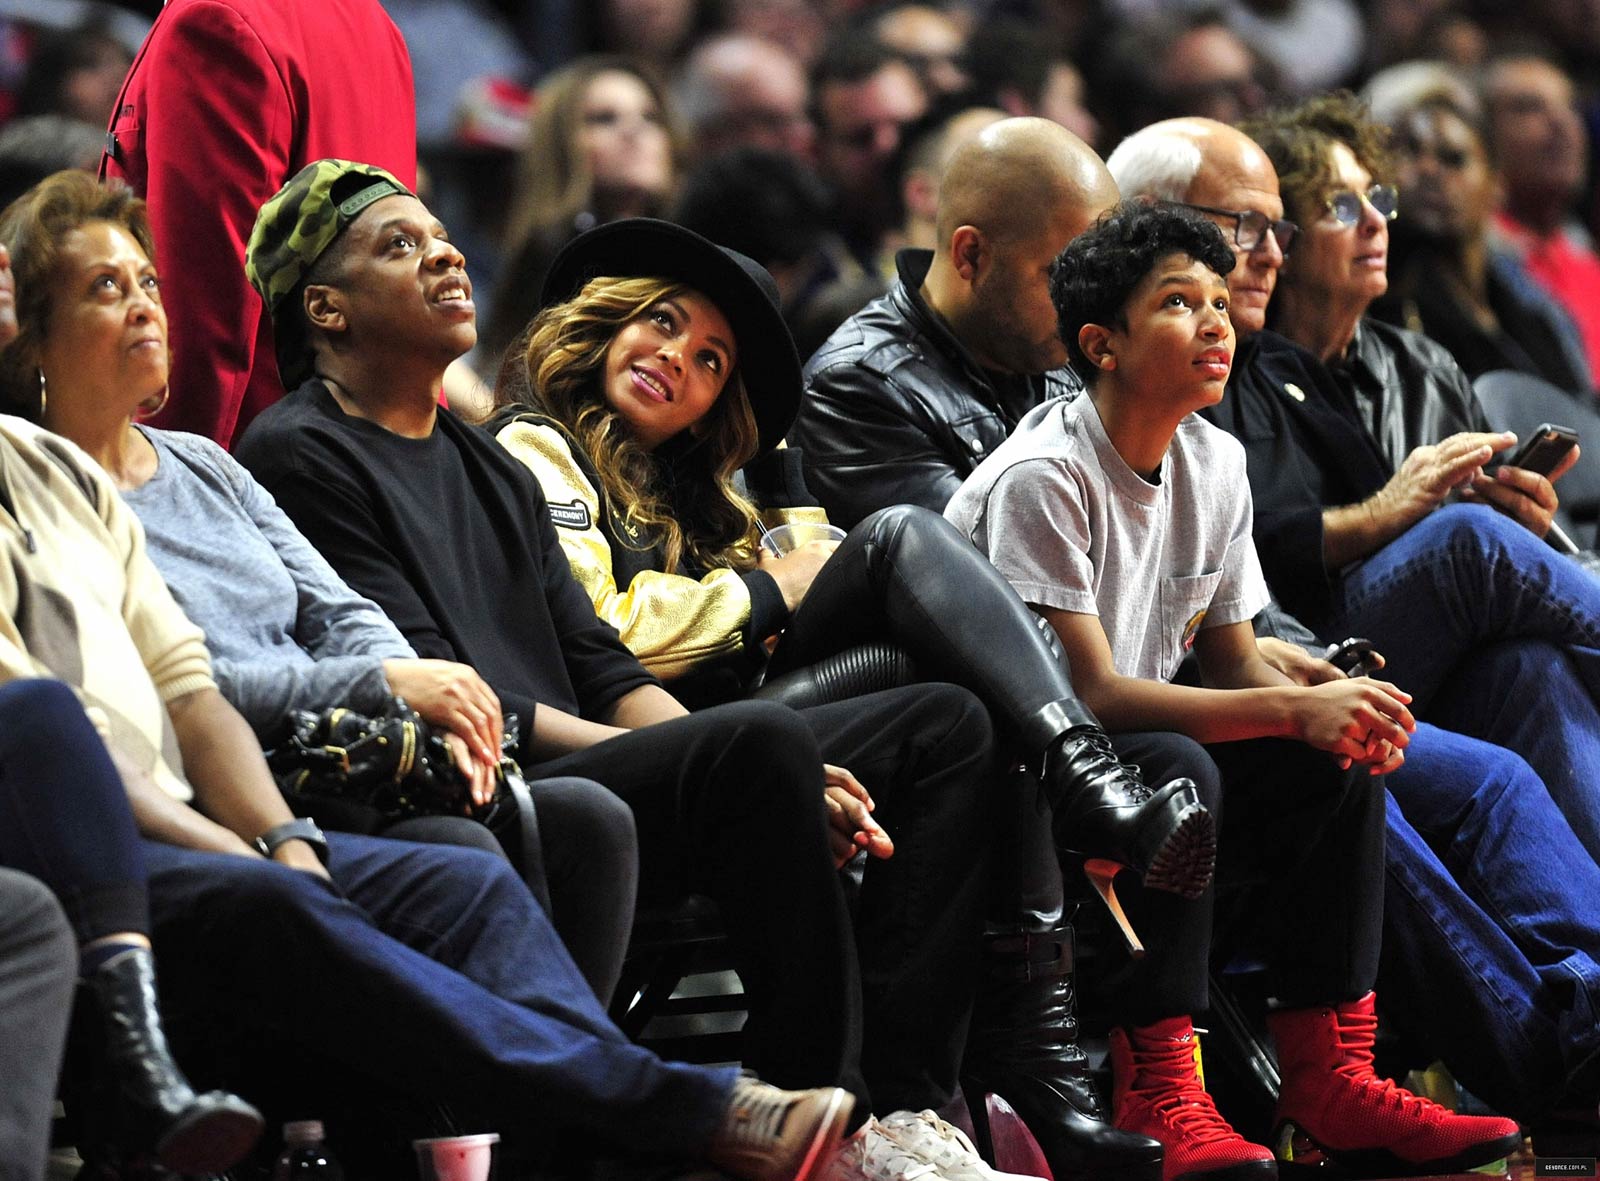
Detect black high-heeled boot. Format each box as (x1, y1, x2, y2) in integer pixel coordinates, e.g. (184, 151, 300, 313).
(963, 927, 1163, 1181)
(85, 946, 264, 1172)
(1023, 700, 1214, 950)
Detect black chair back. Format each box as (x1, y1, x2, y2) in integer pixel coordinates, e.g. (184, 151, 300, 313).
(1473, 369, 1600, 545)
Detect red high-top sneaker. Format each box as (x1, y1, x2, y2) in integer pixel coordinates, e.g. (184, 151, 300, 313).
(1110, 1016, 1278, 1181)
(1268, 993, 1522, 1176)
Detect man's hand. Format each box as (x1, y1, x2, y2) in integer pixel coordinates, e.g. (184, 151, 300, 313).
(1460, 445, 1579, 538)
(1372, 432, 1514, 532)
(822, 763, 893, 867)
(383, 658, 503, 766)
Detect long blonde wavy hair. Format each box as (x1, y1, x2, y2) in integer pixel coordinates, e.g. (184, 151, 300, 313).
(493, 276, 764, 575)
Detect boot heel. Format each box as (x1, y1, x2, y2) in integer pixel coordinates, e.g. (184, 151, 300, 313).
(1139, 785, 1217, 901)
(1083, 861, 1144, 958)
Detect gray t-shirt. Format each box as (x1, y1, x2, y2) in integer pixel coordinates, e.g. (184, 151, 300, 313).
(945, 393, 1271, 683)
(123, 427, 414, 736)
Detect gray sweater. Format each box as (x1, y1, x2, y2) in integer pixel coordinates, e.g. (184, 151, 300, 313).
(123, 427, 413, 736)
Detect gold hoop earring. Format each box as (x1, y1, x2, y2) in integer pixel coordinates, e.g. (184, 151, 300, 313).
(36, 370, 45, 420)
(136, 386, 170, 421)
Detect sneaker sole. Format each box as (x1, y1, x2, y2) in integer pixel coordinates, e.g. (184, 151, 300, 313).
(795, 1090, 857, 1181)
(1142, 800, 1216, 901)
(1272, 1123, 1523, 1178)
(1173, 1160, 1279, 1181)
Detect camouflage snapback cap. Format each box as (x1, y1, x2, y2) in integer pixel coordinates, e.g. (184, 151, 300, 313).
(246, 159, 413, 388)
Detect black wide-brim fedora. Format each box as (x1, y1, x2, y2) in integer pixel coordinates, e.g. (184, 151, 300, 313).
(541, 217, 801, 457)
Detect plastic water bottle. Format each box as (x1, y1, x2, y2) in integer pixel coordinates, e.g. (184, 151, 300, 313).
(271, 1120, 345, 1179)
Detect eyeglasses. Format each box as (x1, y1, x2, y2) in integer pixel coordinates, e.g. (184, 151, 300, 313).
(1173, 202, 1299, 256)
(1324, 184, 1399, 226)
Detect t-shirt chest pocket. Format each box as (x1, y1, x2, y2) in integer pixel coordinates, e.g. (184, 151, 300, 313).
(1157, 569, 1224, 681)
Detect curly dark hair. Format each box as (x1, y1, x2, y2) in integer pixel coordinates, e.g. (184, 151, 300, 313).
(1050, 202, 1234, 376)
(1239, 91, 1396, 230)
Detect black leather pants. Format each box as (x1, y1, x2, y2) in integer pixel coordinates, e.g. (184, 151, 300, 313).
(768, 504, 1089, 743)
(766, 504, 1078, 928)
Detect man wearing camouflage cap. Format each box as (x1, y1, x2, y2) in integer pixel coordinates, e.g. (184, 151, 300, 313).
(234, 161, 1046, 1181)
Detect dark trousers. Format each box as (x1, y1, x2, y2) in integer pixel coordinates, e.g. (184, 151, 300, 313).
(534, 687, 1000, 1116)
(1099, 732, 1385, 1025)
(0, 679, 149, 943)
(143, 833, 734, 1160)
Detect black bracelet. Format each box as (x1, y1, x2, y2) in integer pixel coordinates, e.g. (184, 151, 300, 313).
(253, 817, 330, 865)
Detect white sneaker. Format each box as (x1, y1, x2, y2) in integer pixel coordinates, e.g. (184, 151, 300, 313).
(877, 1110, 1048, 1181)
(822, 1116, 948, 1181)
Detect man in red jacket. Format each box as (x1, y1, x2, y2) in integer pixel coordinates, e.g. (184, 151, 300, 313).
(100, 0, 416, 446)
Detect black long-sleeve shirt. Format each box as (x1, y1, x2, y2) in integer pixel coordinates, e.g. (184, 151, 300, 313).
(235, 380, 659, 738)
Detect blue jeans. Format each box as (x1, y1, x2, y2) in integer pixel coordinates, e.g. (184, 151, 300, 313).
(1380, 722, 1600, 1116)
(141, 833, 735, 1161)
(1322, 504, 1600, 858)
(0, 679, 149, 943)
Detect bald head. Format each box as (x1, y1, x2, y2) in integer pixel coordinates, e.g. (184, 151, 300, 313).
(1109, 116, 1287, 337)
(936, 116, 1119, 248)
(921, 118, 1117, 375)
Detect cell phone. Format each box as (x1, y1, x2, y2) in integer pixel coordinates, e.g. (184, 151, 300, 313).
(1324, 637, 1379, 678)
(1504, 423, 1579, 476)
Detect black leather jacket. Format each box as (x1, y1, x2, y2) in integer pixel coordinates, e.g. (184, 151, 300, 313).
(1205, 320, 1490, 624)
(792, 249, 1081, 527)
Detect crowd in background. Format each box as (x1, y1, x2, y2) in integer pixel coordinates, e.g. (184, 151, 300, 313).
(4, 0, 1600, 1177)
(4, 0, 1599, 404)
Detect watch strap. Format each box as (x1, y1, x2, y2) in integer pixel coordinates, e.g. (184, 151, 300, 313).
(254, 817, 330, 865)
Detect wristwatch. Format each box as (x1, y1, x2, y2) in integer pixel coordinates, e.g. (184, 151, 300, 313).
(254, 817, 331, 865)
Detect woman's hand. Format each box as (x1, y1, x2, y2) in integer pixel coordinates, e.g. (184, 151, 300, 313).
(1288, 678, 1415, 771)
(443, 730, 497, 810)
(383, 658, 503, 766)
(822, 763, 893, 867)
(758, 541, 840, 612)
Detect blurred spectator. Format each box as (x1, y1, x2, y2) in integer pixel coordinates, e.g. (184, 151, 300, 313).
(16, 15, 129, 124)
(1211, 0, 1364, 95)
(1423, 11, 1488, 70)
(872, 3, 972, 98)
(1484, 52, 1600, 388)
(1100, 10, 1274, 146)
(1367, 67, 1593, 396)
(0, 114, 101, 209)
(1365, 0, 1458, 71)
(896, 103, 1005, 250)
(99, 0, 416, 447)
(721, 0, 829, 67)
(965, 19, 1099, 149)
(486, 56, 684, 367)
(671, 144, 876, 356)
(1524, 0, 1600, 87)
(582, 0, 708, 73)
(381, 0, 533, 147)
(812, 35, 929, 271)
(674, 33, 815, 161)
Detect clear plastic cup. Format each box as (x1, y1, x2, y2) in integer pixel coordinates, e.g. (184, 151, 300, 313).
(757, 522, 847, 557)
(413, 1133, 499, 1181)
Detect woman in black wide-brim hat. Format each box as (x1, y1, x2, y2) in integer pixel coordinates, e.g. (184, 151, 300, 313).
(485, 217, 1217, 1179)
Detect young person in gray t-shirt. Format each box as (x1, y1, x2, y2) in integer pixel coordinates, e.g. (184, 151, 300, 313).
(946, 203, 1519, 1181)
